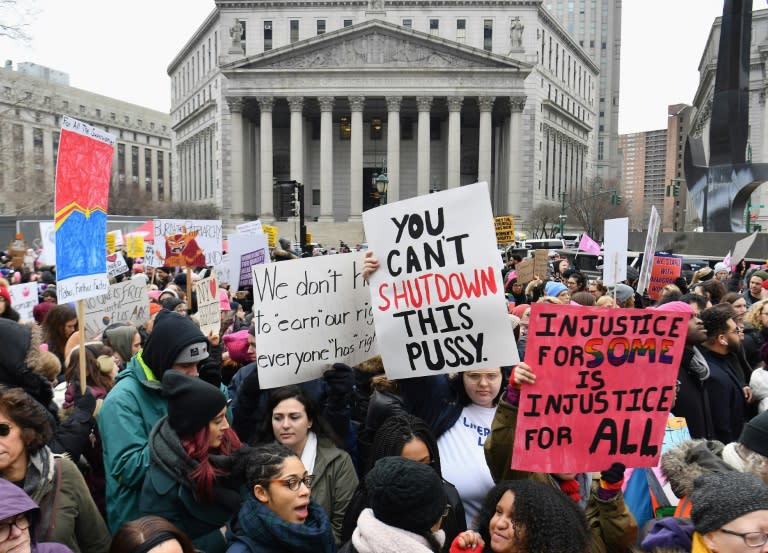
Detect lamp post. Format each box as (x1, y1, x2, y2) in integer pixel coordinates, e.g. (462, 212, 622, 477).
(376, 172, 389, 206)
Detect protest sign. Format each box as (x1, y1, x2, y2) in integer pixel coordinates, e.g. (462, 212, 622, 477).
(516, 258, 534, 284)
(228, 233, 269, 292)
(648, 254, 682, 300)
(512, 303, 689, 473)
(262, 224, 278, 248)
(153, 219, 223, 268)
(83, 276, 150, 339)
(533, 249, 549, 278)
(362, 182, 518, 379)
(215, 255, 232, 286)
(603, 218, 629, 286)
(106, 252, 129, 278)
(38, 222, 56, 267)
(732, 231, 759, 265)
(9, 283, 38, 322)
(125, 234, 145, 258)
(106, 230, 124, 254)
(494, 216, 515, 244)
(194, 274, 220, 337)
(637, 206, 661, 295)
(251, 252, 378, 388)
(55, 116, 115, 302)
(143, 244, 157, 268)
(236, 220, 264, 235)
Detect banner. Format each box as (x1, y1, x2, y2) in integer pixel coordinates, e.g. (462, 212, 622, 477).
(603, 218, 629, 286)
(228, 233, 269, 292)
(637, 206, 661, 295)
(106, 252, 129, 278)
(512, 303, 689, 473)
(494, 216, 515, 244)
(83, 276, 150, 340)
(362, 182, 518, 379)
(9, 283, 38, 323)
(648, 254, 682, 300)
(251, 252, 378, 388)
(194, 274, 220, 337)
(153, 219, 223, 268)
(236, 220, 264, 235)
(54, 116, 115, 302)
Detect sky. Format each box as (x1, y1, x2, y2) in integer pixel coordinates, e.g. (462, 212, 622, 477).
(0, 0, 763, 133)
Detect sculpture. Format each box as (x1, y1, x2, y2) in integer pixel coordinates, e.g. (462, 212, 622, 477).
(509, 17, 524, 50)
(230, 20, 243, 50)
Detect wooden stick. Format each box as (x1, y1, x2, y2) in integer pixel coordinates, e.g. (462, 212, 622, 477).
(186, 267, 192, 305)
(77, 299, 86, 394)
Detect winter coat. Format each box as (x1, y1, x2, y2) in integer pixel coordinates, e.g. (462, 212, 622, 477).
(672, 346, 716, 440)
(339, 509, 443, 553)
(97, 351, 168, 532)
(0, 478, 74, 553)
(312, 436, 359, 544)
(140, 417, 242, 553)
(750, 368, 768, 413)
(398, 375, 464, 440)
(660, 439, 731, 511)
(483, 398, 637, 553)
(699, 347, 748, 443)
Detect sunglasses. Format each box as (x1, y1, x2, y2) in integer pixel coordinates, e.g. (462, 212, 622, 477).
(0, 422, 13, 437)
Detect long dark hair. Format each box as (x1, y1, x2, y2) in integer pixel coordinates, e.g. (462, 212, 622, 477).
(259, 385, 341, 447)
(41, 304, 76, 357)
(369, 414, 442, 475)
(474, 480, 590, 553)
(231, 442, 298, 490)
(110, 516, 196, 553)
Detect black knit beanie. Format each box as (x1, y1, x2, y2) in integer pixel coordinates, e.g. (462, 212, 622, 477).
(162, 370, 226, 437)
(142, 310, 208, 379)
(365, 456, 446, 534)
(691, 472, 768, 533)
(740, 411, 768, 458)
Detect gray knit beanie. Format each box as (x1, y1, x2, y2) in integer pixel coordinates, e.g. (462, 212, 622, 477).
(691, 472, 768, 533)
(740, 411, 768, 458)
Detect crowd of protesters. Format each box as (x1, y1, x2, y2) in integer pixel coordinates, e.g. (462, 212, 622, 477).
(0, 241, 767, 553)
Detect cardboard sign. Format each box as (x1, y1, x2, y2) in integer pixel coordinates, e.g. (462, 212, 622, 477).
(251, 252, 378, 388)
(533, 249, 549, 279)
(732, 231, 759, 265)
(54, 116, 115, 302)
(637, 206, 661, 295)
(603, 218, 629, 286)
(143, 244, 157, 268)
(494, 216, 515, 244)
(153, 219, 223, 268)
(194, 274, 220, 337)
(648, 254, 683, 300)
(106, 252, 129, 278)
(9, 283, 38, 322)
(362, 182, 518, 379)
(262, 225, 278, 249)
(236, 220, 264, 235)
(516, 258, 534, 284)
(228, 233, 269, 292)
(83, 276, 150, 340)
(512, 303, 689, 473)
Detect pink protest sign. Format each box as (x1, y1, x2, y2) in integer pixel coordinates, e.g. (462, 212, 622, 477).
(511, 303, 689, 473)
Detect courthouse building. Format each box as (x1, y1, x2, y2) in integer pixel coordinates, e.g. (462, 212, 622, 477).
(170, 0, 599, 240)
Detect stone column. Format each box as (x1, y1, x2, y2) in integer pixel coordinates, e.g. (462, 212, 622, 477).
(349, 96, 365, 220)
(227, 97, 245, 222)
(288, 97, 304, 185)
(447, 96, 463, 188)
(318, 96, 335, 222)
(506, 96, 526, 216)
(478, 96, 495, 186)
(257, 96, 275, 222)
(386, 96, 402, 202)
(416, 96, 432, 196)
(151, 143, 159, 201)
(138, 146, 146, 195)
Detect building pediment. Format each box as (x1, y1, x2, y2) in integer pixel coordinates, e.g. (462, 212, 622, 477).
(221, 19, 531, 73)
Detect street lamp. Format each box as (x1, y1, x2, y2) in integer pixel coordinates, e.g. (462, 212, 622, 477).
(376, 172, 389, 205)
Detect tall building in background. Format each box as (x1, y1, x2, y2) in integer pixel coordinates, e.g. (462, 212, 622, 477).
(618, 128, 666, 230)
(643, 129, 667, 226)
(543, 0, 621, 186)
(663, 104, 693, 232)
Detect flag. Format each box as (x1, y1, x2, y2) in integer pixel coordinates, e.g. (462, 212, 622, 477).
(722, 251, 732, 271)
(578, 234, 601, 255)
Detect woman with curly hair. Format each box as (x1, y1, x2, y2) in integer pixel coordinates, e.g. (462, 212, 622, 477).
(140, 371, 243, 553)
(450, 479, 590, 553)
(742, 299, 768, 370)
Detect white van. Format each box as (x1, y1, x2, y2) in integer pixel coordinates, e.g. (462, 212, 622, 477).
(521, 238, 566, 251)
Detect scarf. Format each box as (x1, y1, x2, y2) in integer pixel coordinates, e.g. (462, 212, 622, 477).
(691, 531, 713, 552)
(22, 446, 56, 541)
(234, 495, 336, 553)
(352, 509, 444, 553)
(300, 431, 318, 474)
(689, 346, 710, 380)
(721, 442, 748, 472)
(559, 479, 582, 503)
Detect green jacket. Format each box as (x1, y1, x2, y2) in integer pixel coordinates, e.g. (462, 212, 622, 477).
(483, 398, 638, 553)
(97, 352, 167, 532)
(311, 436, 359, 544)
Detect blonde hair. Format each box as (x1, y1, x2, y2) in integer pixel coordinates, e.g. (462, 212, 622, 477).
(745, 299, 768, 331)
(596, 296, 616, 308)
(35, 350, 62, 382)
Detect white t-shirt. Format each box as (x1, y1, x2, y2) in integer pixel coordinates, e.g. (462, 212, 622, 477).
(437, 403, 496, 528)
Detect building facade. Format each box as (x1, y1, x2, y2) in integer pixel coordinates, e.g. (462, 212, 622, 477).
(169, 0, 599, 242)
(662, 104, 693, 232)
(618, 128, 668, 231)
(0, 61, 173, 215)
(542, 0, 621, 186)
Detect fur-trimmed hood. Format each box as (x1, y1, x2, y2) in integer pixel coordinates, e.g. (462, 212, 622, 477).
(661, 439, 732, 498)
(0, 319, 52, 406)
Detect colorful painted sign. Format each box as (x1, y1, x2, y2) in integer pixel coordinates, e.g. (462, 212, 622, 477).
(83, 276, 150, 340)
(193, 274, 221, 337)
(228, 233, 269, 292)
(152, 219, 223, 268)
(648, 254, 683, 300)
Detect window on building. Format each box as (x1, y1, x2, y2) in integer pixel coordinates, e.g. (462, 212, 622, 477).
(157, 150, 165, 200)
(52, 131, 60, 174)
(118, 144, 126, 185)
(110, 112, 116, 120)
(131, 146, 139, 184)
(340, 116, 351, 140)
(145, 148, 153, 192)
(79, 105, 86, 114)
(601, 41, 606, 49)
(429, 19, 439, 36)
(317, 20, 326, 35)
(312, 189, 321, 206)
(371, 118, 383, 140)
(456, 19, 466, 42)
(43, 96, 51, 106)
(598, 140, 604, 161)
(402, 19, 412, 28)
(589, 39, 594, 47)
(264, 21, 273, 50)
(484, 20, 493, 51)
(238, 20, 247, 52)
(290, 20, 299, 43)
(343, 19, 352, 27)
(62, 100, 69, 109)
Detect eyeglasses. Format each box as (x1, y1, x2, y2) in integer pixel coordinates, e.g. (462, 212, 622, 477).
(0, 422, 13, 437)
(719, 528, 768, 547)
(0, 515, 29, 541)
(269, 474, 315, 491)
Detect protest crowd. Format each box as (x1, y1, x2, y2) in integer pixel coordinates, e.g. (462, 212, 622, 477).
(1, 210, 768, 553)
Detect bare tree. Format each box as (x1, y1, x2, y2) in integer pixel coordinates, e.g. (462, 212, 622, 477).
(528, 204, 561, 238)
(0, 0, 38, 42)
(566, 179, 628, 241)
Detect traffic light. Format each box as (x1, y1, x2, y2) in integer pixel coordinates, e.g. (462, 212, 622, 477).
(673, 184, 680, 197)
(290, 187, 301, 216)
(610, 192, 622, 205)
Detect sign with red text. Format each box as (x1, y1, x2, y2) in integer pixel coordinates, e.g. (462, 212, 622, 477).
(9, 283, 38, 323)
(362, 182, 518, 379)
(648, 254, 682, 300)
(512, 303, 689, 473)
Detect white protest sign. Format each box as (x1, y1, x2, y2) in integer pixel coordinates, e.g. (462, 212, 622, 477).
(38, 222, 56, 266)
(83, 276, 150, 339)
(153, 219, 223, 268)
(228, 233, 269, 292)
(637, 206, 661, 295)
(9, 283, 38, 322)
(194, 274, 220, 337)
(215, 254, 232, 286)
(732, 231, 759, 265)
(236, 220, 264, 235)
(143, 244, 157, 268)
(251, 253, 378, 388)
(106, 252, 129, 278)
(602, 218, 629, 286)
(362, 181, 518, 379)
